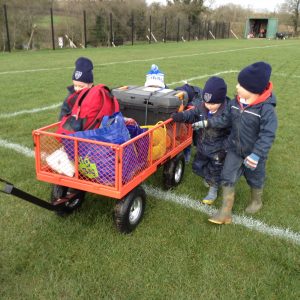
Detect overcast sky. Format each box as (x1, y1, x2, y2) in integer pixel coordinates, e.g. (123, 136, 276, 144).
(146, 0, 284, 12)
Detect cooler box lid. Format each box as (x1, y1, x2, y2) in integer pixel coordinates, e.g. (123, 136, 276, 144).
(112, 85, 189, 108)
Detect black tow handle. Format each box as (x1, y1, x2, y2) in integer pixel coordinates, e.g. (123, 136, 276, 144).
(0, 178, 60, 211)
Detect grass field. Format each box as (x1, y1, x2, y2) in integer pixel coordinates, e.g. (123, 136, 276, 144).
(0, 39, 300, 299)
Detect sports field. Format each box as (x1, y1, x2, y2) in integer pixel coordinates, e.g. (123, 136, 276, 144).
(0, 39, 300, 299)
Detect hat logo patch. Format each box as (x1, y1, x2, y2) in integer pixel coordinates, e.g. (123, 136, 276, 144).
(203, 92, 212, 102)
(74, 71, 82, 80)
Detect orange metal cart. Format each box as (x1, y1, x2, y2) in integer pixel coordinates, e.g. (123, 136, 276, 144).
(2, 118, 192, 233)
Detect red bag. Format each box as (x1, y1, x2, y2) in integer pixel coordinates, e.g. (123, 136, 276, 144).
(57, 84, 120, 135)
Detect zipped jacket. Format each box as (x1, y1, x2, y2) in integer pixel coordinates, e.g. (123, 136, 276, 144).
(59, 85, 79, 120)
(208, 83, 277, 159)
(180, 97, 231, 155)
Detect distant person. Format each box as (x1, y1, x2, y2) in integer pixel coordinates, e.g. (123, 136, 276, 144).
(259, 28, 266, 38)
(171, 77, 231, 204)
(195, 62, 278, 224)
(247, 32, 254, 39)
(59, 57, 94, 121)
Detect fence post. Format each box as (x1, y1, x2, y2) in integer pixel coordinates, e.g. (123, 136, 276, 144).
(177, 18, 180, 42)
(50, 7, 55, 50)
(221, 22, 224, 38)
(206, 21, 210, 40)
(109, 13, 113, 47)
(198, 21, 201, 40)
(188, 16, 191, 41)
(164, 16, 167, 43)
(228, 22, 231, 38)
(212, 22, 216, 39)
(149, 15, 152, 44)
(220, 22, 223, 39)
(131, 12, 134, 46)
(83, 10, 87, 48)
(3, 4, 11, 52)
(222, 22, 226, 39)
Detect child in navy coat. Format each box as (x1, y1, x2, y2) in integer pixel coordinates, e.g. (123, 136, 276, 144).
(172, 77, 230, 204)
(195, 62, 278, 224)
(174, 83, 202, 163)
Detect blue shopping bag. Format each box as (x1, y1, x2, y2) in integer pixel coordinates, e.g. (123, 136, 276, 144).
(70, 112, 130, 144)
(62, 112, 149, 185)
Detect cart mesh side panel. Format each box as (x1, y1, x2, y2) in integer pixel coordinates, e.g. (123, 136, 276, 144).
(166, 122, 189, 151)
(122, 134, 150, 183)
(34, 120, 192, 195)
(60, 136, 117, 186)
(39, 128, 64, 173)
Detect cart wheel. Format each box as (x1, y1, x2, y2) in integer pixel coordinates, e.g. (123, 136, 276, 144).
(163, 152, 185, 189)
(51, 184, 85, 216)
(114, 186, 146, 234)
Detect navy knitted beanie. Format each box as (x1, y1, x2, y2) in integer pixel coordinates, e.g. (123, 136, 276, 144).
(174, 84, 196, 102)
(72, 57, 93, 83)
(238, 61, 271, 94)
(202, 76, 227, 104)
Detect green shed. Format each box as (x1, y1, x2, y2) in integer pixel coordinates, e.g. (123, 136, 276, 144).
(244, 18, 278, 39)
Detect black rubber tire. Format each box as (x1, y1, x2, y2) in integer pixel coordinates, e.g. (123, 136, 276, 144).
(114, 186, 146, 234)
(163, 152, 185, 189)
(51, 184, 85, 216)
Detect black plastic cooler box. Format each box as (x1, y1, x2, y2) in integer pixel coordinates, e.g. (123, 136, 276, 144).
(112, 85, 188, 125)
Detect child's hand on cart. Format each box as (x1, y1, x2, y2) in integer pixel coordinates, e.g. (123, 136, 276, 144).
(192, 120, 208, 130)
(171, 112, 185, 122)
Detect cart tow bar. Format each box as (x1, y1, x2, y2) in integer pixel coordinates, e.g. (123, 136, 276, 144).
(0, 178, 67, 212)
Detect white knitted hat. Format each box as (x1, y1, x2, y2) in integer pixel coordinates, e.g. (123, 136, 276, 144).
(144, 64, 165, 88)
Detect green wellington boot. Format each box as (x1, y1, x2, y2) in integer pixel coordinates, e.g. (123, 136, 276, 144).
(202, 186, 218, 205)
(245, 188, 263, 214)
(208, 186, 235, 225)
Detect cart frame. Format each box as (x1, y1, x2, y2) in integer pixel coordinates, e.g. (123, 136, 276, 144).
(32, 118, 192, 200)
(1, 118, 192, 233)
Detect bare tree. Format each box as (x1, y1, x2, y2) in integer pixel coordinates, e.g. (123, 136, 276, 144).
(167, 0, 206, 18)
(280, 0, 300, 33)
(211, 4, 253, 23)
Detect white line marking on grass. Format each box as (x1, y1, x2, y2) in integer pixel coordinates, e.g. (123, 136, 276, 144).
(167, 70, 238, 86)
(0, 44, 292, 76)
(0, 69, 296, 120)
(167, 71, 300, 87)
(1, 69, 297, 120)
(1, 137, 300, 246)
(0, 103, 61, 119)
(273, 73, 300, 79)
(0, 67, 71, 76)
(144, 185, 300, 246)
(0, 70, 237, 119)
(0, 138, 34, 158)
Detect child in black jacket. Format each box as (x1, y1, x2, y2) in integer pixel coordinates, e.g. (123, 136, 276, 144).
(174, 83, 202, 163)
(172, 76, 230, 204)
